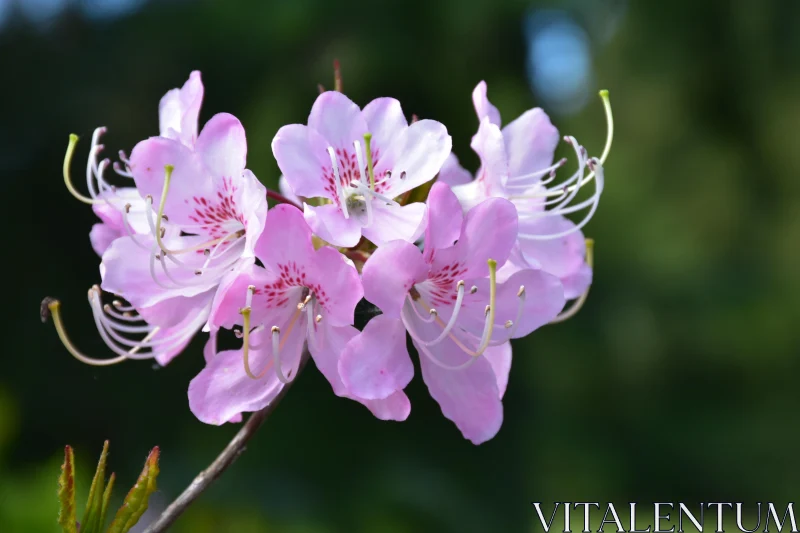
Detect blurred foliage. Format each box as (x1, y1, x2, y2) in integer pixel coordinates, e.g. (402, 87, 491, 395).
(2, 0, 800, 531)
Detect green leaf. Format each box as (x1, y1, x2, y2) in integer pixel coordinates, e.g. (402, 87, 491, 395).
(99, 472, 116, 530)
(81, 440, 110, 533)
(57, 445, 78, 533)
(106, 447, 160, 533)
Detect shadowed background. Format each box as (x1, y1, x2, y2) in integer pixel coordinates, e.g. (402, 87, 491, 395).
(2, 0, 800, 531)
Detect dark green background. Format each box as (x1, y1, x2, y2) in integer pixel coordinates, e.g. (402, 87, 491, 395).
(2, 0, 799, 531)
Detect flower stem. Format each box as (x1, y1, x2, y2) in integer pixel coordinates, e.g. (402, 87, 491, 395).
(266, 189, 301, 208)
(141, 349, 310, 533)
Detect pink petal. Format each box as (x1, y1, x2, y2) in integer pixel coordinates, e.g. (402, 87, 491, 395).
(461, 267, 565, 339)
(450, 179, 490, 212)
(309, 246, 363, 327)
(188, 326, 303, 425)
(254, 204, 315, 272)
(361, 201, 427, 247)
(303, 203, 362, 248)
(561, 261, 592, 301)
(272, 124, 334, 199)
(431, 197, 518, 280)
(361, 390, 411, 421)
(235, 169, 269, 259)
(470, 117, 508, 194)
(159, 71, 204, 147)
(339, 315, 414, 400)
(101, 234, 219, 308)
(438, 153, 474, 187)
(472, 81, 502, 126)
(278, 175, 302, 205)
(502, 108, 559, 184)
(424, 182, 463, 256)
(483, 341, 512, 399)
(310, 323, 411, 422)
(517, 215, 587, 282)
(129, 136, 211, 226)
(308, 91, 368, 149)
(207, 263, 295, 331)
(413, 327, 503, 444)
(140, 292, 213, 366)
(362, 240, 428, 319)
(362, 97, 408, 153)
(195, 113, 248, 183)
(89, 223, 120, 256)
(376, 119, 452, 198)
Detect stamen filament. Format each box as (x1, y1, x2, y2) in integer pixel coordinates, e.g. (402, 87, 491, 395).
(63, 134, 100, 205)
(327, 147, 349, 219)
(363, 133, 376, 190)
(550, 239, 594, 323)
(43, 298, 128, 366)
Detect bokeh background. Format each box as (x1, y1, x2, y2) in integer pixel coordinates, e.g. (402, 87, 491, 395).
(2, 0, 800, 531)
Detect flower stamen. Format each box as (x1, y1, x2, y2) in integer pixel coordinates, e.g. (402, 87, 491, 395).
(550, 239, 594, 324)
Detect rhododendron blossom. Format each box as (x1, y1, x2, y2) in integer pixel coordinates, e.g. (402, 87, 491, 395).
(44, 68, 611, 445)
(338, 182, 565, 443)
(442, 82, 613, 306)
(273, 91, 451, 247)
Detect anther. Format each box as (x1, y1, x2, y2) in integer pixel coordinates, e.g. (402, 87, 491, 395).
(484, 305, 491, 316)
(517, 285, 526, 297)
(429, 309, 438, 317)
(204, 249, 211, 256)
(124, 203, 132, 214)
(315, 314, 323, 323)
(271, 325, 280, 334)
(505, 320, 513, 329)
(400, 171, 407, 180)
(470, 286, 478, 294)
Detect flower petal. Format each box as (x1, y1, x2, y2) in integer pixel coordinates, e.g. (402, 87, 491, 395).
(339, 315, 414, 400)
(561, 261, 593, 301)
(303, 203, 363, 248)
(308, 91, 368, 149)
(424, 182, 463, 255)
(502, 108, 559, 183)
(376, 119, 452, 197)
(517, 215, 587, 286)
(362, 97, 408, 152)
(414, 331, 503, 444)
(431, 197, 518, 280)
(472, 81, 502, 126)
(137, 291, 214, 365)
(483, 341, 512, 399)
(310, 245, 363, 327)
(362, 240, 428, 318)
(311, 323, 411, 421)
(188, 326, 303, 425)
(361, 201, 427, 247)
(272, 124, 334, 199)
(278, 175, 302, 205)
(437, 153, 474, 187)
(159, 70, 204, 147)
(89, 223, 120, 256)
(470, 117, 508, 193)
(236, 169, 269, 259)
(254, 204, 315, 272)
(195, 112, 248, 182)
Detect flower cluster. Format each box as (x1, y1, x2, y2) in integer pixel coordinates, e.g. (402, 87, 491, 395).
(44, 71, 612, 444)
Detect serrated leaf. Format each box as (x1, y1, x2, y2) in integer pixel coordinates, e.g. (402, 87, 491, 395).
(99, 472, 116, 530)
(81, 440, 110, 533)
(106, 447, 160, 533)
(58, 445, 78, 533)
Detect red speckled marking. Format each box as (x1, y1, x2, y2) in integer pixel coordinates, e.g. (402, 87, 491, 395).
(323, 147, 390, 206)
(254, 261, 330, 310)
(426, 262, 467, 307)
(185, 177, 244, 238)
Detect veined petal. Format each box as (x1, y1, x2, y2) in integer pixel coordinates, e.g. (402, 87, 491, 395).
(308, 91, 368, 150)
(361, 201, 427, 247)
(339, 315, 414, 400)
(362, 240, 428, 319)
(272, 124, 334, 200)
(472, 81, 502, 126)
(309, 245, 363, 327)
(303, 203, 362, 248)
(254, 204, 316, 273)
(375, 119, 452, 198)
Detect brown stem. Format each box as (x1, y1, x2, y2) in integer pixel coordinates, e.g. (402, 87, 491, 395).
(266, 189, 301, 208)
(141, 350, 310, 533)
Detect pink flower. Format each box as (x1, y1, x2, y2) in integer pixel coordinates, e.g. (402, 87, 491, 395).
(338, 183, 565, 444)
(272, 91, 452, 247)
(189, 205, 410, 425)
(442, 81, 612, 300)
(85, 71, 204, 256)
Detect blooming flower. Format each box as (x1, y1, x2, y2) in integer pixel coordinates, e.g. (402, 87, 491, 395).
(84, 71, 204, 256)
(51, 72, 267, 366)
(338, 182, 565, 444)
(189, 204, 410, 425)
(441, 81, 612, 302)
(272, 91, 452, 247)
